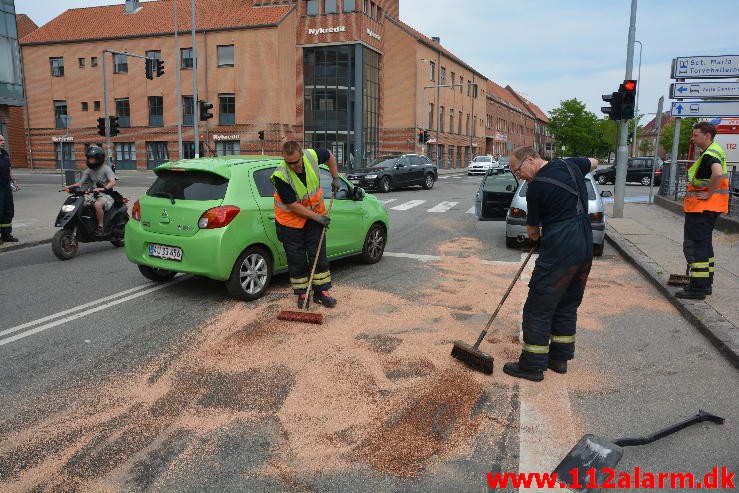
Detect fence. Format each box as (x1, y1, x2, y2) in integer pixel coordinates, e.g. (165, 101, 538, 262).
(658, 160, 739, 218)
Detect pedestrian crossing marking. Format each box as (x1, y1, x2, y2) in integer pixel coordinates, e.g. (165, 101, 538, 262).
(380, 198, 398, 205)
(390, 200, 426, 211)
(466, 207, 475, 214)
(426, 201, 459, 213)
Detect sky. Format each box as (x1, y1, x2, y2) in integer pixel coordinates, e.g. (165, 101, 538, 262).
(16, 0, 739, 122)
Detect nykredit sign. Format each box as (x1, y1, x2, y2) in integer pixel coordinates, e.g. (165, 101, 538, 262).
(308, 26, 346, 35)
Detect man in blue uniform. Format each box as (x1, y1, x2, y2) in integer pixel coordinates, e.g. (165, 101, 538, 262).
(0, 135, 19, 245)
(503, 146, 598, 382)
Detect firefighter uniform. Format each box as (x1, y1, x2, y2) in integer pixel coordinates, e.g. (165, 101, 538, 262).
(682, 141, 729, 295)
(0, 147, 16, 243)
(270, 149, 332, 296)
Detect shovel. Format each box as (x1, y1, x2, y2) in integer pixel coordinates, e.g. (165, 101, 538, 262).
(553, 410, 724, 492)
(667, 264, 691, 287)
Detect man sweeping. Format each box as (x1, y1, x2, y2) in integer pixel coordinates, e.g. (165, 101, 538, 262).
(271, 140, 342, 308)
(503, 147, 598, 382)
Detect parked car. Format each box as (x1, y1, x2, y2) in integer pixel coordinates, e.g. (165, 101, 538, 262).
(344, 154, 437, 192)
(467, 155, 499, 175)
(497, 156, 510, 170)
(474, 168, 519, 220)
(592, 157, 663, 186)
(124, 156, 390, 300)
(504, 172, 610, 256)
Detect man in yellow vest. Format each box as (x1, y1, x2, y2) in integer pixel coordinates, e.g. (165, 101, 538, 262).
(271, 141, 342, 308)
(676, 122, 730, 300)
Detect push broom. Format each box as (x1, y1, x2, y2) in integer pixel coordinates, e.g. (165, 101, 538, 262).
(451, 245, 537, 374)
(277, 193, 335, 325)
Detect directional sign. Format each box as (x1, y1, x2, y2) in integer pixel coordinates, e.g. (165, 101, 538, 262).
(670, 82, 739, 99)
(671, 55, 739, 79)
(670, 100, 739, 117)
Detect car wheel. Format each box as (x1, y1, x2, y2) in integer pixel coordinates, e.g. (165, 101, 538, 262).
(225, 246, 272, 300)
(593, 243, 604, 257)
(138, 265, 177, 282)
(505, 236, 520, 249)
(640, 176, 651, 186)
(378, 176, 392, 193)
(360, 223, 386, 264)
(596, 175, 607, 185)
(422, 173, 435, 190)
(52, 229, 78, 260)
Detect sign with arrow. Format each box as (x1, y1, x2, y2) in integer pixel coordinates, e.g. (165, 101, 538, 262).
(671, 55, 739, 79)
(670, 100, 739, 117)
(670, 82, 739, 99)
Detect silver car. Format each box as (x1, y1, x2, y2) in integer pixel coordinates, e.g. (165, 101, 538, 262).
(467, 155, 499, 175)
(504, 173, 611, 257)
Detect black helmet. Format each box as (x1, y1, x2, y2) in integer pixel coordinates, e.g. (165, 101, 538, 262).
(85, 146, 105, 169)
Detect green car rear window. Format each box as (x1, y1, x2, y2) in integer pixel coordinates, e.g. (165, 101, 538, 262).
(253, 168, 277, 197)
(148, 170, 228, 200)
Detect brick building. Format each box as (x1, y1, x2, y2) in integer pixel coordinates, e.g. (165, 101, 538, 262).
(20, 0, 549, 170)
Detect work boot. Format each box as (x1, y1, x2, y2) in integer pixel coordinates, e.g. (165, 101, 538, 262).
(705, 286, 712, 296)
(296, 293, 307, 309)
(313, 290, 337, 308)
(1, 234, 18, 242)
(547, 359, 568, 374)
(675, 288, 706, 300)
(502, 362, 544, 382)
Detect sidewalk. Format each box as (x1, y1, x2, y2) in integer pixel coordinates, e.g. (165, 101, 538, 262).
(604, 199, 739, 368)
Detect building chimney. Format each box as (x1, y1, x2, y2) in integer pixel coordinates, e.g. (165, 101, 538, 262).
(125, 0, 142, 14)
(431, 36, 440, 44)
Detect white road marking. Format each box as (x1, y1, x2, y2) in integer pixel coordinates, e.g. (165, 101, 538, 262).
(383, 251, 440, 262)
(426, 201, 459, 213)
(379, 198, 397, 205)
(390, 200, 426, 211)
(466, 207, 475, 214)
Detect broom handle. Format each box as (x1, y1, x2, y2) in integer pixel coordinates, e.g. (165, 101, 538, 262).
(473, 245, 537, 349)
(304, 193, 335, 312)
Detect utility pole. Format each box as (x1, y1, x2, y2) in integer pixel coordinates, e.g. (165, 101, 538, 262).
(190, 0, 199, 158)
(613, 0, 637, 219)
(649, 97, 664, 204)
(669, 79, 684, 196)
(174, 0, 183, 160)
(102, 51, 112, 168)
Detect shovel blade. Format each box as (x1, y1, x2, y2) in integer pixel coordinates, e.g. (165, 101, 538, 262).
(552, 435, 624, 493)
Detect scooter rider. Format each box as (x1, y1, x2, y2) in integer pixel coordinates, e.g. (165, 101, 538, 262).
(65, 146, 117, 236)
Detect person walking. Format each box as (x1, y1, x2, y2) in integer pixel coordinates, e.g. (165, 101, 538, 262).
(271, 140, 342, 308)
(675, 122, 729, 300)
(0, 135, 19, 245)
(502, 146, 598, 382)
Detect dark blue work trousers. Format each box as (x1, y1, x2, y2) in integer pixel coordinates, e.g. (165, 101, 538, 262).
(0, 181, 14, 238)
(683, 211, 720, 292)
(519, 214, 593, 371)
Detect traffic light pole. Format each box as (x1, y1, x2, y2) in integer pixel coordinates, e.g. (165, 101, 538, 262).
(102, 51, 112, 167)
(190, 0, 200, 158)
(613, 0, 638, 219)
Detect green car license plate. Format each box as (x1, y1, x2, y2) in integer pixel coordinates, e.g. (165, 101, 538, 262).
(148, 243, 183, 261)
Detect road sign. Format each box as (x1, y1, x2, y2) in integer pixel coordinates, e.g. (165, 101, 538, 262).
(670, 100, 739, 117)
(671, 55, 739, 79)
(670, 82, 739, 99)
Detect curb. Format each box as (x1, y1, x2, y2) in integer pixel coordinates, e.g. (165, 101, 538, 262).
(605, 227, 739, 369)
(653, 195, 739, 235)
(0, 238, 52, 253)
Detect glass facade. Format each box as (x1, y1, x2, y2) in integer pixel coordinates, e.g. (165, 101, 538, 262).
(303, 44, 379, 169)
(0, 1, 24, 106)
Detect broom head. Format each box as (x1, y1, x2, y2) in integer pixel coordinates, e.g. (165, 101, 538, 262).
(451, 340, 494, 374)
(277, 310, 324, 325)
(667, 274, 690, 286)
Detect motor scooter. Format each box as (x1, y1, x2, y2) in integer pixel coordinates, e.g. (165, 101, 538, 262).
(52, 186, 129, 260)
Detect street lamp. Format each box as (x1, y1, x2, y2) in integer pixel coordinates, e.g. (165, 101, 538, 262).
(632, 40, 642, 156)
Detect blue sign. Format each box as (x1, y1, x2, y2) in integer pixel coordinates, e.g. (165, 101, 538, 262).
(670, 100, 739, 117)
(671, 55, 739, 79)
(670, 82, 739, 99)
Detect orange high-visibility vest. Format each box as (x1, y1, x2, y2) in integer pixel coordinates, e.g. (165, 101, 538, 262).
(270, 149, 326, 228)
(684, 141, 729, 214)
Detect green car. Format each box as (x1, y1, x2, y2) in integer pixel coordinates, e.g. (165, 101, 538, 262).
(124, 155, 389, 300)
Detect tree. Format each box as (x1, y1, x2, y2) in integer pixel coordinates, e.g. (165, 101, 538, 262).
(548, 99, 601, 156)
(660, 117, 698, 159)
(639, 139, 654, 156)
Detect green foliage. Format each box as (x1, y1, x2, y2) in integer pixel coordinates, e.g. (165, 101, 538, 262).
(659, 117, 698, 158)
(639, 138, 654, 155)
(548, 99, 600, 156)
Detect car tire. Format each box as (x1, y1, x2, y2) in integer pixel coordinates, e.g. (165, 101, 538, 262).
(505, 236, 520, 249)
(225, 246, 273, 301)
(593, 243, 604, 257)
(360, 223, 386, 264)
(52, 229, 78, 260)
(422, 173, 435, 190)
(596, 175, 607, 185)
(378, 176, 392, 193)
(640, 176, 652, 186)
(138, 265, 177, 282)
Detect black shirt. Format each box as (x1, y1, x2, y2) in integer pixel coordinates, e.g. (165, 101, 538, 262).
(695, 152, 720, 181)
(526, 157, 591, 227)
(274, 148, 331, 204)
(0, 149, 10, 184)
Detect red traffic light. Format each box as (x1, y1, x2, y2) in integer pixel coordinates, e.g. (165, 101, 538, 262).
(623, 80, 636, 91)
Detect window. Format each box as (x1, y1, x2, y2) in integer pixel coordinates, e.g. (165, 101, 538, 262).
(216, 140, 240, 156)
(324, 0, 337, 13)
(217, 45, 234, 67)
(440, 66, 446, 85)
(54, 100, 68, 129)
(429, 61, 435, 81)
(219, 94, 235, 125)
(182, 95, 194, 125)
(458, 111, 462, 135)
(428, 103, 434, 131)
(81, 101, 88, 112)
(113, 53, 128, 74)
(78, 58, 85, 68)
(115, 98, 131, 127)
(344, 0, 355, 11)
(377, 5, 382, 19)
(115, 143, 136, 169)
(148, 96, 163, 126)
(180, 48, 193, 69)
(449, 109, 454, 135)
(306, 0, 318, 15)
(145, 50, 161, 60)
(94, 101, 100, 112)
(182, 141, 205, 159)
(439, 105, 444, 133)
(370, 1, 375, 17)
(467, 80, 471, 96)
(363, 0, 369, 13)
(146, 141, 169, 169)
(50, 57, 64, 77)
(465, 114, 470, 135)
(91, 57, 98, 67)
(450, 72, 455, 89)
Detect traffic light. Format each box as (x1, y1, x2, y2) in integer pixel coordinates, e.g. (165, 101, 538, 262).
(418, 129, 424, 142)
(108, 116, 120, 136)
(423, 130, 429, 143)
(96, 117, 106, 136)
(620, 79, 637, 120)
(156, 59, 165, 77)
(145, 58, 154, 80)
(601, 91, 622, 121)
(258, 130, 265, 140)
(199, 100, 213, 121)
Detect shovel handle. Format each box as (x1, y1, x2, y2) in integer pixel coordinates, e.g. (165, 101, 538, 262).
(303, 193, 335, 312)
(613, 410, 724, 448)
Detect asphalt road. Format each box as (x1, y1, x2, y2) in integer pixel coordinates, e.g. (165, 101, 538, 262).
(0, 172, 736, 492)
